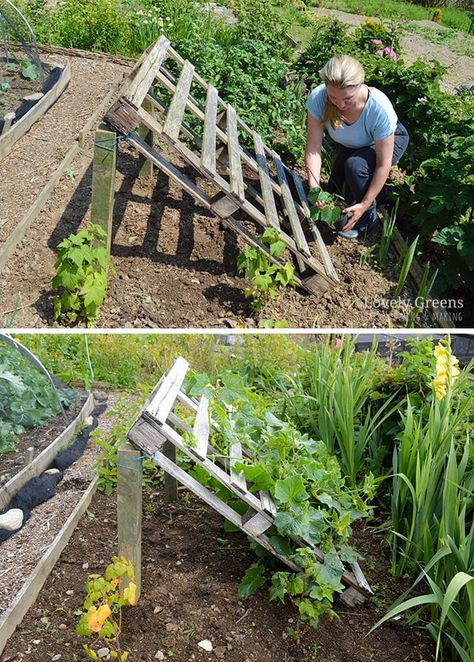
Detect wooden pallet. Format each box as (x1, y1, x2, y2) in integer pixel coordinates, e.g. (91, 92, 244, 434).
(127, 358, 371, 605)
(104, 36, 338, 294)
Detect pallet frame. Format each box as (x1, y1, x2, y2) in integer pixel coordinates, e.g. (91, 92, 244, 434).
(102, 36, 339, 294)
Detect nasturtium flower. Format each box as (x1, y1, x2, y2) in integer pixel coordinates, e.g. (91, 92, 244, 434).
(86, 604, 112, 632)
(432, 340, 460, 400)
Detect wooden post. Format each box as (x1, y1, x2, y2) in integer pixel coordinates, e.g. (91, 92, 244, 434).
(90, 123, 117, 255)
(162, 440, 178, 502)
(138, 97, 154, 179)
(117, 442, 142, 600)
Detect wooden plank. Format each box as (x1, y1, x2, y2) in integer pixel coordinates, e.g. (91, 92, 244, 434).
(163, 60, 195, 142)
(0, 394, 95, 511)
(0, 62, 70, 161)
(229, 442, 246, 493)
(117, 442, 142, 600)
(0, 475, 98, 655)
(242, 509, 273, 536)
(192, 396, 209, 461)
(201, 85, 218, 176)
(210, 193, 240, 218)
(147, 356, 189, 423)
(138, 96, 154, 178)
(0, 141, 79, 271)
(226, 105, 245, 202)
(90, 126, 117, 255)
(163, 440, 178, 502)
(125, 36, 170, 108)
(259, 490, 277, 517)
(253, 131, 280, 229)
(128, 416, 168, 457)
(291, 170, 339, 281)
(273, 152, 311, 257)
(1, 112, 15, 136)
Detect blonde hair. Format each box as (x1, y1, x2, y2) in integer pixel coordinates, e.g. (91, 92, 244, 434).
(319, 55, 365, 129)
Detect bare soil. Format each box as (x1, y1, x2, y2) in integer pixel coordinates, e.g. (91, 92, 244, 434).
(0, 487, 437, 662)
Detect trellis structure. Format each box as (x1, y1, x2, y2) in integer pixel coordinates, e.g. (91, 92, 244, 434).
(122, 358, 371, 607)
(99, 36, 338, 294)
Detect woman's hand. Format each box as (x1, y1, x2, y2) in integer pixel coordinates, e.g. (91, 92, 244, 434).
(341, 202, 368, 230)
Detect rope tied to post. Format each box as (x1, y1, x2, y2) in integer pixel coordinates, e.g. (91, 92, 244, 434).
(94, 132, 132, 153)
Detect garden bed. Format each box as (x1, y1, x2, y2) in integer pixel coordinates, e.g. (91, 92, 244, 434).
(0, 390, 88, 489)
(0, 136, 434, 329)
(0, 489, 436, 662)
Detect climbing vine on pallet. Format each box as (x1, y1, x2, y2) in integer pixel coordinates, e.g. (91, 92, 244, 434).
(184, 369, 369, 637)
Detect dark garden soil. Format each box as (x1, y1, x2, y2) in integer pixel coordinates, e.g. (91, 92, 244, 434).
(0, 488, 439, 662)
(0, 390, 87, 488)
(0, 58, 49, 118)
(0, 133, 432, 329)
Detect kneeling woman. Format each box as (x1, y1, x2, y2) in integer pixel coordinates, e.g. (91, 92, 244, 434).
(305, 54, 409, 239)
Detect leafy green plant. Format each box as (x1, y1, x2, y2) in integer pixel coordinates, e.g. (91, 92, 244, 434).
(377, 197, 399, 267)
(394, 235, 418, 297)
(237, 227, 296, 311)
(307, 188, 342, 227)
(77, 556, 137, 660)
(0, 340, 76, 450)
(52, 223, 114, 326)
(406, 262, 438, 328)
(20, 60, 38, 80)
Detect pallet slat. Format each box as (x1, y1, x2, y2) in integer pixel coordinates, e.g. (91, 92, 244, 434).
(273, 152, 311, 258)
(253, 130, 280, 230)
(229, 442, 246, 493)
(192, 396, 210, 461)
(227, 105, 245, 202)
(147, 356, 189, 422)
(291, 171, 339, 281)
(201, 86, 218, 176)
(126, 36, 170, 107)
(163, 60, 195, 142)
(259, 490, 277, 517)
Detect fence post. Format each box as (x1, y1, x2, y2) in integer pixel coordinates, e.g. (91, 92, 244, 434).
(117, 442, 142, 600)
(91, 123, 117, 255)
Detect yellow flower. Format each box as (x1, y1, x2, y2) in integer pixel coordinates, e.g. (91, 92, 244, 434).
(86, 604, 112, 632)
(123, 581, 137, 606)
(431, 340, 459, 400)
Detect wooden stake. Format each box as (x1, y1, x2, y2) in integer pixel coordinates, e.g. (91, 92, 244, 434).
(162, 440, 178, 502)
(117, 442, 142, 600)
(138, 97, 154, 179)
(91, 123, 117, 255)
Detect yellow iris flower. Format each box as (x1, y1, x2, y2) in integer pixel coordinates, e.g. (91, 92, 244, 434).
(432, 340, 460, 400)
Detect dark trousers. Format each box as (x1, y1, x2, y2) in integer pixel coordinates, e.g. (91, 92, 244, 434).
(327, 121, 409, 229)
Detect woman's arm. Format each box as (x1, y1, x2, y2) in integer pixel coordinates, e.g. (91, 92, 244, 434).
(343, 132, 394, 229)
(304, 112, 325, 189)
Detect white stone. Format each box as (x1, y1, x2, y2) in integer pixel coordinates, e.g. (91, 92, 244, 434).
(97, 648, 110, 658)
(197, 640, 213, 652)
(85, 416, 94, 426)
(45, 468, 60, 475)
(0, 508, 23, 531)
(155, 653, 165, 661)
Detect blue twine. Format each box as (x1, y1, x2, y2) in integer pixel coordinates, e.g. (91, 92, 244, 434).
(94, 132, 132, 153)
(116, 454, 148, 472)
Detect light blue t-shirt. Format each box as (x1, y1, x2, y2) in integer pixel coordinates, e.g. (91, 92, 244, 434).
(306, 84, 398, 148)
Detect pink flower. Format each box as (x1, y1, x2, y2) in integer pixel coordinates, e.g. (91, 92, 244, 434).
(375, 49, 384, 56)
(372, 39, 383, 45)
